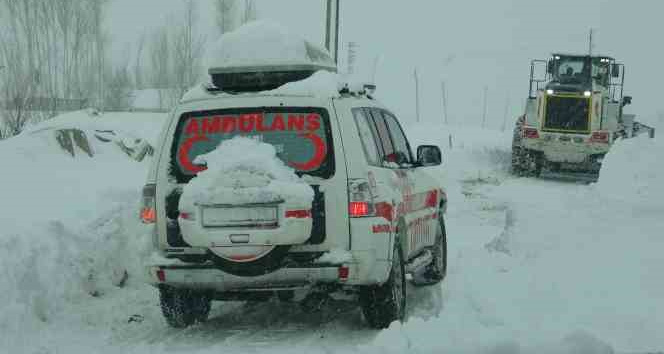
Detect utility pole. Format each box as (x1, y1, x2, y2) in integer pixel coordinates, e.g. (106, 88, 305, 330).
(441, 81, 449, 125)
(588, 29, 594, 56)
(502, 95, 510, 132)
(482, 85, 488, 128)
(370, 55, 379, 83)
(325, 0, 340, 65)
(346, 42, 357, 75)
(414, 68, 420, 123)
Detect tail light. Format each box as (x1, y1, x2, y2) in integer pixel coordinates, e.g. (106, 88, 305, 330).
(425, 190, 438, 208)
(179, 212, 194, 221)
(523, 127, 540, 139)
(285, 209, 312, 219)
(348, 179, 375, 218)
(338, 266, 350, 281)
(590, 131, 610, 143)
(156, 268, 166, 282)
(140, 184, 157, 224)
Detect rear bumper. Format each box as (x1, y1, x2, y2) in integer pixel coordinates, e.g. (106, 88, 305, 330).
(147, 257, 390, 291)
(522, 138, 609, 163)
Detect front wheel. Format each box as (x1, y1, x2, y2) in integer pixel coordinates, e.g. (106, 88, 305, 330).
(412, 215, 447, 286)
(511, 147, 526, 176)
(360, 242, 407, 329)
(159, 286, 211, 328)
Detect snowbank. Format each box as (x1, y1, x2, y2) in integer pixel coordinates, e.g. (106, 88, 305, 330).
(596, 133, 664, 209)
(0, 112, 165, 338)
(204, 21, 335, 72)
(180, 137, 314, 209)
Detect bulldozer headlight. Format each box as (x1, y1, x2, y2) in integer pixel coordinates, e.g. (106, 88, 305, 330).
(584, 91, 592, 97)
(546, 89, 554, 95)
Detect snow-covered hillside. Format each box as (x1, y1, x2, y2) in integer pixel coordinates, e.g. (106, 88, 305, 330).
(1, 112, 662, 353)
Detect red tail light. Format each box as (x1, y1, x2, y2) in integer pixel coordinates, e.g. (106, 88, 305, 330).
(523, 127, 540, 139)
(348, 178, 375, 218)
(179, 212, 194, 221)
(349, 202, 370, 217)
(425, 190, 438, 208)
(140, 184, 157, 224)
(141, 207, 156, 223)
(285, 209, 312, 219)
(338, 266, 350, 281)
(156, 269, 165, 282)
(590, 131, 609, 143)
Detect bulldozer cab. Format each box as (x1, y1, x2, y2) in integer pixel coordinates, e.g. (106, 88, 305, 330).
(547, 54, 615, 88)
(529, 53, 625, 103)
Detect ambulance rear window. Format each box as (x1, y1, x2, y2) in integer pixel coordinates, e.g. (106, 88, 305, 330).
(170, 107, 334, 183)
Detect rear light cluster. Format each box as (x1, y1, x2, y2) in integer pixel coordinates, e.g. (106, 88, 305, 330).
(140, 184, 157, 224)
(285, 209, 312, 219)
(590, 131, 610, 144)
(156, 268, 166, 282)
(349, 202, 371, 217)
(348, 179, 375, 218)
(338, 266, 350, 281)
(179, 212, 194, 221)
(523, 127, 540, 139)
(425, 190, 438, 208)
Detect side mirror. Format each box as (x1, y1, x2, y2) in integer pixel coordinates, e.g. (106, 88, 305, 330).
(417, 145, 442, 167)
(611, 64, 620, 78)
(622, 96, 632, 107)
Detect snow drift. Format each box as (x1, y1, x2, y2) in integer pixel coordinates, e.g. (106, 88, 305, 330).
(0, 111, 166, 338)
(596, 133, 664, 209)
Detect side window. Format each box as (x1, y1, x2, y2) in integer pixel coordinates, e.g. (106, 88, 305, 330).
(381, 111, 413, 165)
(352, 108, 380, 166)
(368, 109, 396, 164)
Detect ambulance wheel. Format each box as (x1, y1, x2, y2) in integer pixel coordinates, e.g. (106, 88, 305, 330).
(360, 241, 407, 329)
(412, 214, 447, 286)
(159, 286, 211, 328)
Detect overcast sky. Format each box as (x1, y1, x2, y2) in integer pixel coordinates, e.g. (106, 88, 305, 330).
(107, 0, 664, 127)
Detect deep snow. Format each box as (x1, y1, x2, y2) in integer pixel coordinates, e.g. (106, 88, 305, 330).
(1, 111, 662, 353)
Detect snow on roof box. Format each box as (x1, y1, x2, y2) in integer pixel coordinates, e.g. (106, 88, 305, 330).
(205, 21, 337, 93)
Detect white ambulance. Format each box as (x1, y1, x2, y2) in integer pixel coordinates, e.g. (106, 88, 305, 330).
(141, 28, 448, 329)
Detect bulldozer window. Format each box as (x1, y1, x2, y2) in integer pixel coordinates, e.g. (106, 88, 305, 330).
(554, 57, 590, 84)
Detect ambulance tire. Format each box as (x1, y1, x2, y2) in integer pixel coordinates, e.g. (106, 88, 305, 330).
(412, 214, 447, 286)
(360, 241, 407, 329)
(159, 286, 211, 328)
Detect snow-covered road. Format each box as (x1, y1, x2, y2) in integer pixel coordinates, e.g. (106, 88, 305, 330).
(2, 116, 662, 354)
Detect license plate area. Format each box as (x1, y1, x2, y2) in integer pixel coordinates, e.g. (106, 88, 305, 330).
(201, 205, 279, 229)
